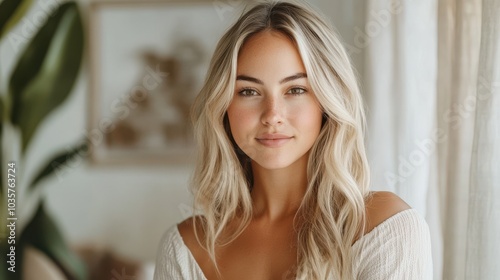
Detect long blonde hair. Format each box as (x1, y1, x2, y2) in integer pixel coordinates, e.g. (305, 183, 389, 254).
(190, 1, 372, 278)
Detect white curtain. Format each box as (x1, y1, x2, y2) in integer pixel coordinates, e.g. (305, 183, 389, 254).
(464, 0, 500, 278)
(363, 0, 499, 279)
(363, 0, 437, 212)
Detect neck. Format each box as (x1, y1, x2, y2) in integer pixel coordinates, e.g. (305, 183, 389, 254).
(250, 153, 309, 222)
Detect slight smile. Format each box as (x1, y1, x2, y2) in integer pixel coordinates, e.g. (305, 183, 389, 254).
(256, 134, 294, 148)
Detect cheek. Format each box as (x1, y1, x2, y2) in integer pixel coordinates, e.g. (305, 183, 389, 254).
(227, 103, 256, 140)
(292, 105, 323, 133)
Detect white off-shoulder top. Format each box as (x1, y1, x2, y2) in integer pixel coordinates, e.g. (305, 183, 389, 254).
(153, 208, 433, 279)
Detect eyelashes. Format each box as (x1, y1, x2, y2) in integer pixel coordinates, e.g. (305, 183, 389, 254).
(237, 87, 259, 97)
(237, 87, 308, 97)
(288, 87, 307, 95)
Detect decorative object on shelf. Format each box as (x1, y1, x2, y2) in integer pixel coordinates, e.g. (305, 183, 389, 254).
(88, 0, 241, 165)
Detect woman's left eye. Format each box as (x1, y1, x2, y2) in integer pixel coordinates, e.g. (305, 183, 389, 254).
(287, 87, 307, 95)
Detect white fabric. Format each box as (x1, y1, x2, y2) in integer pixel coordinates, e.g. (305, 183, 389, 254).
(363, 0, 437, 215)
(465, 0, 500, 278)
(362, 0, 500, 279)
(436, 0, 482, 278)
(153, 209, 433, 280)
(361, 2, 440, 274)
(435, 0, 500, 279)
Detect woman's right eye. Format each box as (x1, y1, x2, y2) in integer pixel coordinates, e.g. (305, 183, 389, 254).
(238, 88, 259, 96)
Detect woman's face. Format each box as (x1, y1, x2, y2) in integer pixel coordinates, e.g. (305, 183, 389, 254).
(227, 31, 323, 170)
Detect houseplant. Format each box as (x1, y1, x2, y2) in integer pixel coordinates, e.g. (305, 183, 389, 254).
(0, 0, 88, 279)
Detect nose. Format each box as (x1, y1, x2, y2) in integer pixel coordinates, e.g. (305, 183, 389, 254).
(261, 96, 284, 126)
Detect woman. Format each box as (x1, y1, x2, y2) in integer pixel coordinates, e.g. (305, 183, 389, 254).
(154, 1, 432, 279)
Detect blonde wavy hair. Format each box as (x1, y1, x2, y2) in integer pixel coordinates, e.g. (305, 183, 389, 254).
(190, 1, 373, 279)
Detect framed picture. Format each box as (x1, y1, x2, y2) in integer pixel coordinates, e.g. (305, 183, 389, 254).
(88, 0, 243, 165)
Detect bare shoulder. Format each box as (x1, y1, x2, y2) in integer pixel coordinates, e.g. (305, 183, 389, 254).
(177, 216, 219, 277)
(177, 217, 194, 237)
(364, 191, 412, 234)
(177, 216, 205, 254)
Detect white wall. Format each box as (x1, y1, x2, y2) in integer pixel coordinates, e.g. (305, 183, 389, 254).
(0, 0, 365, 264)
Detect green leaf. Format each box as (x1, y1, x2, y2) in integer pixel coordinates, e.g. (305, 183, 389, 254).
(0, 0, 33, 40)
(0, 96, 3, 198)
(8, 2, 83, 153)
(0, 94, 4, 122)
(27, 142, 88, 193)
(19, 201, 87, 280)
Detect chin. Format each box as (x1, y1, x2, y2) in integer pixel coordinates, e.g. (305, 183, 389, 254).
(251, 156, 300, 170)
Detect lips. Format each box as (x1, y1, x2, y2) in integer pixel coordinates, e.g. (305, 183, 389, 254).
(256, 133, 293, 147)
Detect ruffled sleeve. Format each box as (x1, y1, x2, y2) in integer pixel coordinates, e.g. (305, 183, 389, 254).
(153, 223, 208, 280)
(153, 225, 185, 280)
(352, 209, 433, 280)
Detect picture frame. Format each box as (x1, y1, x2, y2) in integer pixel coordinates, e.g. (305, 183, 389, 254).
(87, 0, 243, 165)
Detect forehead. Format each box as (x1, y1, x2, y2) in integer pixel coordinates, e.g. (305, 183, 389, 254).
(236, 31, 306, 76)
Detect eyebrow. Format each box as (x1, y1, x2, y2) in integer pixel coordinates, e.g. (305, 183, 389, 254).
(236, 72, 307, 85)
